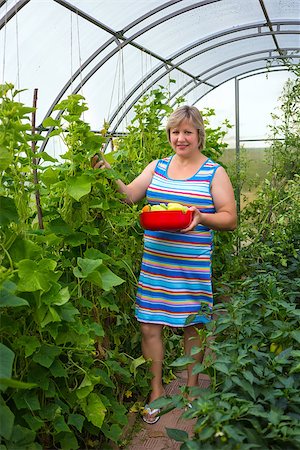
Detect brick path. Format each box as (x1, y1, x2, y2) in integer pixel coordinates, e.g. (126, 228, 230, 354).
(126, 371, 211, 450)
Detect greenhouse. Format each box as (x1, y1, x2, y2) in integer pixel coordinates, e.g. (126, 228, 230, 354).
(0, 0, 300, 449)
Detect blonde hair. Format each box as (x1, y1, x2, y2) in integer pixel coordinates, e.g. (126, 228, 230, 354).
(166, 105, 206, 150)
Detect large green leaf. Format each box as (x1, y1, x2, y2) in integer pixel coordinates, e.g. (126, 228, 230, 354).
(73, 258, 124, 291)
(66, 175, 91, 201)
(9, 424, 36, 446)
(59, 303, 80, 322)
(73, 257, 102, 278)
(102, 423, 122, 442)
(0, 344, 14, 392)
(58, 431, 79, 450)
(42, 116, 60, 127)
(86, 265, 124, 291)
(0, 379, 36, 389)
(17, 259, 59, 292)
(0, 196, 19, 227)
(67, 414, 85, 432)
(13, 390, 40, 411)
(83, 393, 107, 429)
(41, 166, 59, 186)
(0, 401, 14, 440)
(54, 415, 71, 433)
(130, 355, 147, 378)
(9, 238, 41, 263)
(291, 330, 300, 343)
(40, 305, 62, 327)
(64, 232, 86, 247)
(76, 373, 98, 399)
(0, 280, 29, 308)
(32, 344, 61, 368)
(169, 355, 195, 367)
(97, 265, 124, 291)
(41, 284, 70, 306)
(166, 428, 188, 442)
(48, 218, 73, 235)
(49, 359, 67, 378)
(17, 335, 41, 357)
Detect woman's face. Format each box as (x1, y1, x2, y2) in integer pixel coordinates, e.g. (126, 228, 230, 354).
(169, 119, 199, 155)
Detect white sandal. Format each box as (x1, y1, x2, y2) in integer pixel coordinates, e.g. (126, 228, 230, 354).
(142, 404, 161, 424)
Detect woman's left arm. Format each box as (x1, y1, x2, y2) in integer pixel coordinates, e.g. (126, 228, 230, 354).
(182, 166, 237, 232)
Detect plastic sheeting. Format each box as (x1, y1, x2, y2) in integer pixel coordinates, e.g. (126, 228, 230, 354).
(1, 0, 299, 133)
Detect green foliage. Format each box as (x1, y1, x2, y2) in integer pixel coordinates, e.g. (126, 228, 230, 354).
(113, 87, 174, 183)
(239, 73, 300, 269)
(161, 72, 300, 449)
(267, 76, 300, 179)
(0, 81, 237, 448)
(0, 84, 150, 449)
(202, 108, 233, 162)
(184, 258, 299, 449)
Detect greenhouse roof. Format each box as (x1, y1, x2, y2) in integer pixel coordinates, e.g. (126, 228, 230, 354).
(1, 0, 299, 134)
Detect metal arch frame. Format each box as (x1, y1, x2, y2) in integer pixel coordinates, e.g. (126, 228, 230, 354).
(36, 0, 223, 152)
(2, 0, 298, 147)
(38, 2, 295, 120)
(0, 0, 30, 29)
(169, 47, 299, 101)
(0, 0, 218, 124)
(178, 54, 300, 101)
(43, 16, 299, 126)
(40, 1, 299, 133)
(168, 19, 297, 65)
(33, 0, 220, 135)
(134, 26, 299, 112)
(108, 55, 296, 136)
(169, 20, 299, 69)
(191, 66, 291, 106)
(41, 0, 219, 118)
(106, 27, 299, 134)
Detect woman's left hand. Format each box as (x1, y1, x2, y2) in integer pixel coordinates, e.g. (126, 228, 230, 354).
(180, 206, 202, 233)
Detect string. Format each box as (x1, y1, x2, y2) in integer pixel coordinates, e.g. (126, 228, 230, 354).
(107, 47, 120, 126)
(70, 10, 73, 92)
(76, 10, 84, 119)
(141, 49, 144, 93)
(14, 1, 20, 98)
(120, 47, 127, 129)
(1, 1, 8, 83)
(117, 48, 122, 130)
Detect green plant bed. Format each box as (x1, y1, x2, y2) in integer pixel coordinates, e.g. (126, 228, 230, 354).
(155, 249, 300, 449)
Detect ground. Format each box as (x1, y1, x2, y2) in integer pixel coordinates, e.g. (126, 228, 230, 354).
(125, 370, 211, 450)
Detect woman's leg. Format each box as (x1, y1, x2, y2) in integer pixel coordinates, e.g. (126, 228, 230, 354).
(183, 324, 205, 389)
(140, 322, 165, 402)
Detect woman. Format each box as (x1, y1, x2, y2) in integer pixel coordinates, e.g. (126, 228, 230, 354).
(92, 105, 237, 424)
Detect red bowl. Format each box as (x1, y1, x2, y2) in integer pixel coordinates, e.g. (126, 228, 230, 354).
(140, 210, 193, 231)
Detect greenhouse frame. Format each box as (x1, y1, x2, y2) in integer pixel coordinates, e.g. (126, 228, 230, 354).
(1, 0, 299, 134)
(0, 1, 300, 450)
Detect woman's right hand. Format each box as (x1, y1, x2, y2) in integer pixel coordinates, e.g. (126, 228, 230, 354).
(91, 146, 111, 170)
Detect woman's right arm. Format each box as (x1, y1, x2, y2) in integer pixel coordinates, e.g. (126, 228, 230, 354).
(92, 154, 158, 204)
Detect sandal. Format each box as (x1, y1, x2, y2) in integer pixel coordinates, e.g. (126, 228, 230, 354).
(142, 404, 161, 424)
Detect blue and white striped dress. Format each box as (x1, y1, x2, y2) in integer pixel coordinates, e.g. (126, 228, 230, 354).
(135, 155, 220, 327)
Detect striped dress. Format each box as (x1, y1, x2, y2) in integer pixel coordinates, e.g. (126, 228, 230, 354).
(135, 155, 220, 327)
